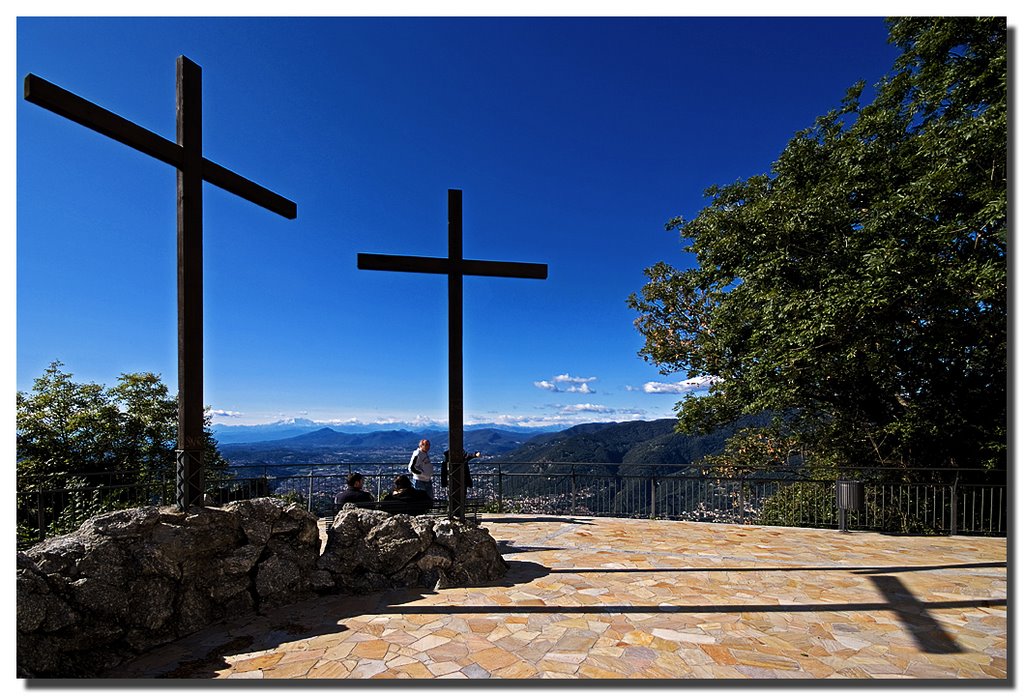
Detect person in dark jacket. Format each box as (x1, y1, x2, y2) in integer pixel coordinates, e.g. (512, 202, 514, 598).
(441, 449, 480, 490)
(383, 475, 424, 500)
(382, 475, 431, 514)
(335, 472, 374, 506)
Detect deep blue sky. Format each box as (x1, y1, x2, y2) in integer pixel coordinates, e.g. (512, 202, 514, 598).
(16, 16, 902, 428)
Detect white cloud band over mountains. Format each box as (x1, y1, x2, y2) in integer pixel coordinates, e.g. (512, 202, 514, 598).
(212, 371, 708, 430)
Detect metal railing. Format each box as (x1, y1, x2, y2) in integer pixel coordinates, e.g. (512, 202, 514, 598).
(17, 461, 1006, 547)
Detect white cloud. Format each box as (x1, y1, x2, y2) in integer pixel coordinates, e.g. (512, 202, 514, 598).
(565, 383, 595, 394)
(642, 382, 684, 394)
(640, 376, 721, 394)
(553, 373, 597, 384)
(409, 415, 447, 427)
(477, 407, 640, 428)
(535, 373, 598, 393)
(317, 415, 447, 428)
(559, 403, 615, 414)
(211, 409, 243, 418)
(475, 413, 567, 428)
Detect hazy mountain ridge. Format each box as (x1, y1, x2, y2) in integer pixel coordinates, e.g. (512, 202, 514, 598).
(218, 416, 771, 469)
(493, 419, 678, 464)
(225, 427, 528, 451)
(489, 415, 775, 506)
(212, 419, 561, 444)
(219, 426, 534, 464)
(495, 414, 772, 471)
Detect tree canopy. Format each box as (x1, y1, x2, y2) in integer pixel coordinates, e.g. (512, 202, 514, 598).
(629, 17, 1006, 474)
(17, 361, 229, 541)
(17, 360, 227, 480)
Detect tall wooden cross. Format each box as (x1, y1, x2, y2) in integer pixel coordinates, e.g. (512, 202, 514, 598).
(24, 56, 297, 511)
(358, 189, 547, 518)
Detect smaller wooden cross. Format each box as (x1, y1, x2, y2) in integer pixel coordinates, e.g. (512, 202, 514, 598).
(358, 189, 547, 518)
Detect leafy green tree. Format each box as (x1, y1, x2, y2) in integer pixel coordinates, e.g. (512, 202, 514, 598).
(17, 361, 230, 543)
(629, 18, 1005, 476)
(16, 361, 120, 478)
(107, 372, 178, 478)
(18, 360, 227, 479)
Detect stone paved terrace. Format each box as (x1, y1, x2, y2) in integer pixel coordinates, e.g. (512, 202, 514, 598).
(106, 514, 1007, 680)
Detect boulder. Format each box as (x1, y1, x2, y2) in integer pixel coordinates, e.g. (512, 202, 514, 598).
(318, 509, 507, 593)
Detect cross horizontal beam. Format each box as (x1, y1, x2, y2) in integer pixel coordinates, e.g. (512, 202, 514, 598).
(357, 253, 548, 280)
(24, 73, 297, 220)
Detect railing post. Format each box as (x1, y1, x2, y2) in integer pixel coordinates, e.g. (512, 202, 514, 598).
(37, 489, 46, 543)
(307, 467, 313, 513)
(497, 465, 503, 514)
(650, 476, 657, 518)
(950, 480, 958, 536)
(571, 463, 577, 515)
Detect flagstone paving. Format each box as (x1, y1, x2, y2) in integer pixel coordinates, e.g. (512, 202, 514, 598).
(106, 514, 1007, 680)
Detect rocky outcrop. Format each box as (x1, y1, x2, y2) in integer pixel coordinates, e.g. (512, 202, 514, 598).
(17, 499, 508, 678)
(17, 499, 319, 678)
(318, 507, 508, 592)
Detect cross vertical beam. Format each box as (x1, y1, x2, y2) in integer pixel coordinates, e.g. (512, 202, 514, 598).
(176, 56, 204, 508)
(447, 190, 466, 518)
(357, 189, 547, 519)
(23, 56, 297, 511)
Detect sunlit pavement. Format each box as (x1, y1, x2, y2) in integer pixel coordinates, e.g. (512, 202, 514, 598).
(106, 514, 1006, 680)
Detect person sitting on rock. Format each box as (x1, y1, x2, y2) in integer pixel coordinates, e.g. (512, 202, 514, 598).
(384, 474, 422, 500)
(335, 472, 374, 507)
(382, 474, 431, 514)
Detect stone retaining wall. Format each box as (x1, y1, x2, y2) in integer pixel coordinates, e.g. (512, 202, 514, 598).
(17, 499, 507, 678)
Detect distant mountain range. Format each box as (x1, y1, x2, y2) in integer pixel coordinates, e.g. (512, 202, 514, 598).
(218, 426, 540, 465)
(215, 415, 787, 520)
(225, 426, 529, 452)
(211, 418, 561, 444)
(218, 415, 771, 468)
(494, 415, 769, 470)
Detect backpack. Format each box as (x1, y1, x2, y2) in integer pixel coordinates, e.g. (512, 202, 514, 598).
(409, 452, 422, 475)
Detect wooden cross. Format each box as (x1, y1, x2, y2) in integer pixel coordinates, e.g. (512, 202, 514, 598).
(24, 56, 297, 510)
(358, 189, 547, 518)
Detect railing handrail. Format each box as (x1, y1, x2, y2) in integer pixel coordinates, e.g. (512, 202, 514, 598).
(491, 461, 1003, 472)
(18, 460, 1007, 478)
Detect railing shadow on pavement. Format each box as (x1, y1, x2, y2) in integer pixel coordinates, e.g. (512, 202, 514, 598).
(482, 516, 597, 525)
(496, 541, 567, 555)
(542, 561, 1007, 575)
